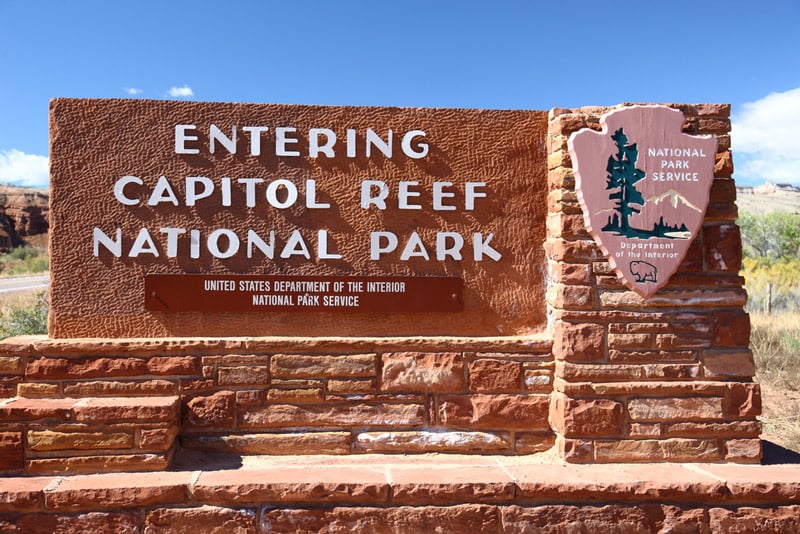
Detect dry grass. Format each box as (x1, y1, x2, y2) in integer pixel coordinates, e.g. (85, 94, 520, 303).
(751, 313, 800, 452)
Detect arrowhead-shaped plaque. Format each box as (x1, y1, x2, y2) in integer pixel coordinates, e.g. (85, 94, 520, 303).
(568, 106, 717, 297)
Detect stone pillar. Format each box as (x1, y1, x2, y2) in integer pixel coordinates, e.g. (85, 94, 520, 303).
(546, 104, 761, 463)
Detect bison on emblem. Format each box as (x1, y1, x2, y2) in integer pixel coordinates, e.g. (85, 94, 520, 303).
(630, 261, 658, 283)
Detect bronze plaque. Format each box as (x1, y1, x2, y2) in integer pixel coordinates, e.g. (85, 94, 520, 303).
(146, 275, 463, 313)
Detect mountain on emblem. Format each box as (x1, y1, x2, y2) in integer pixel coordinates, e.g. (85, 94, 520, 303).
(568, 106, 717, 297)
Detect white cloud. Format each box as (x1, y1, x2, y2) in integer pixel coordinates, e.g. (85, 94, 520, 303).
(166, 85, 194, 98)
(732, 87, 800, 185)
(125, 87, 143, 95)
(0, 150, 49, 188)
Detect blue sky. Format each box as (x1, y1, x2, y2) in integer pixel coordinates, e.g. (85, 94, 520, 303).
(1, 0, 799, 187)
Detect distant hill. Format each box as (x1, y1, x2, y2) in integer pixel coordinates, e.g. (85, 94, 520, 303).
(736, 182, 800, 215)
(0, 185, 49, 250)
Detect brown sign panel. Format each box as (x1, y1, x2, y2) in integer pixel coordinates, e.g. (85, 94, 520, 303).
(49, 99, 548, 338)
(146, 275, 463, 313)
(569, 106, 717, 297)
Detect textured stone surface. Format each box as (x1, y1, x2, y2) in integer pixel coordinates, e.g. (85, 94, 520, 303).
(182, 432, 352, 455)
(240, 403, 427, 429)
(381, 352, 465, 392)
(468, 358, 522, 392)
(355, 431, 510, 453)
(145, 505, 258, 533)
(262, 505, 499, 533)
(438, 394, 550, 431)
(271, 354, 376, 378)
(49, 99, 548, 338)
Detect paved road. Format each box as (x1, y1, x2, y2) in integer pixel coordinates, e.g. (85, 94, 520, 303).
(0, 274, 50, 294)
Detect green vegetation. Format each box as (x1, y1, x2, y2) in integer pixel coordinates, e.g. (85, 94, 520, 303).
(0, 291, 48, 338)
(0, 245, 49, 277)
(740, 212, 800, 451)
(739, 212, 800, 313)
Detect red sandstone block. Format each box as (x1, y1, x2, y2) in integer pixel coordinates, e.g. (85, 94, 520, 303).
(515, 432, 555, 454)
(627, 423, 661, 438)
(725, 438, 762, 463)
(709, 506, 800, 533)
(714, 151, 734, 177)
(0, 431, 23, 471)
(663, 421, 761, 439)
(181, 432, 352, 455)
(381, 352, 465, 393)
(193, 467, 389, 505)
(16, 382, 60, 398)
(217, 365, 269, 386)
(594, 438, 722, 462)
(240, 402, 427, 429)
(704, 224, 742, 272)
(556, 436, 594, 463)
(553, 322, 606, 362)
(699, 464, 800, 503)
(547, 149, 571, 171)
(0, 397, 76, 422)
(543, 238, 599, 263)
(726, 382, 761, 418)
(146, 356, 199, 375)
(547, 168, 576, 190)
(262, 505, 499, 533)
(695, 103, 731, 117)
(0, 357, 24, 375)
(146, 505, 258, 533)
(270, 353, 376, 378)
(183, 391, 236, 428)
(677, 236, 704, 272)
(46, 512, 141, 534)
(710, 178, 736, 205)
(608, 333, 653, 350)
(266, 387, 325, 403)
(74, 396, 178, 423)
(547, 284, 596, 310)
(697, 117, 731, 134)
(139, 425, 179, 451)
(26, 357, 149, 380)
(550, 113, 586, 136)
(547, 262, 592, 285)
(703, 349, 755, 379)
(547, 189, 583, 215)
(468, 359, 522, 392)
(43, 470, 191, 510)
(235, 389, 262, 405)
(501, 504, 664, 533)
(438, 394, 550, 431)
(28, 451, 173, 476)
(389, 464, 515, 504)
(556, 361, 701, 382)
(628, 397, 725, 422)
(550, 393, 624, 437)
(712, 311, 751, 348)
(547, 213, 589, 240)
(26, 429, 134, 451)
(355, 430, 510, 454)
(655, 333, 710, 350)
(0, 376, 22, 398)
(0, 475, 56, 512)
(62, 379, 177, 397)
(327, 378, 377, 394)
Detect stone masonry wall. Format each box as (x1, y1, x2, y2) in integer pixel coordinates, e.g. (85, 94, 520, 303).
(546, 104, 761, 463)
(0, 337, 553, 474)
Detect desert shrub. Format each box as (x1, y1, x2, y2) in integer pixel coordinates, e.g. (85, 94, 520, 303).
(0, 291, 48, 338)
(0, 246, 49, 276)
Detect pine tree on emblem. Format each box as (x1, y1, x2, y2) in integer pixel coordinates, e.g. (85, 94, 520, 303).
(604, 128, 646, 236)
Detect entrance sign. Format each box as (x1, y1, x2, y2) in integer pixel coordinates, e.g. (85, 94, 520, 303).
(48, 99, 548, 338)
(568, 106, 717, 297)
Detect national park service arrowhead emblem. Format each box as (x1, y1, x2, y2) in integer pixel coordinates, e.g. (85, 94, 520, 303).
(568, 106, 717, 297)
